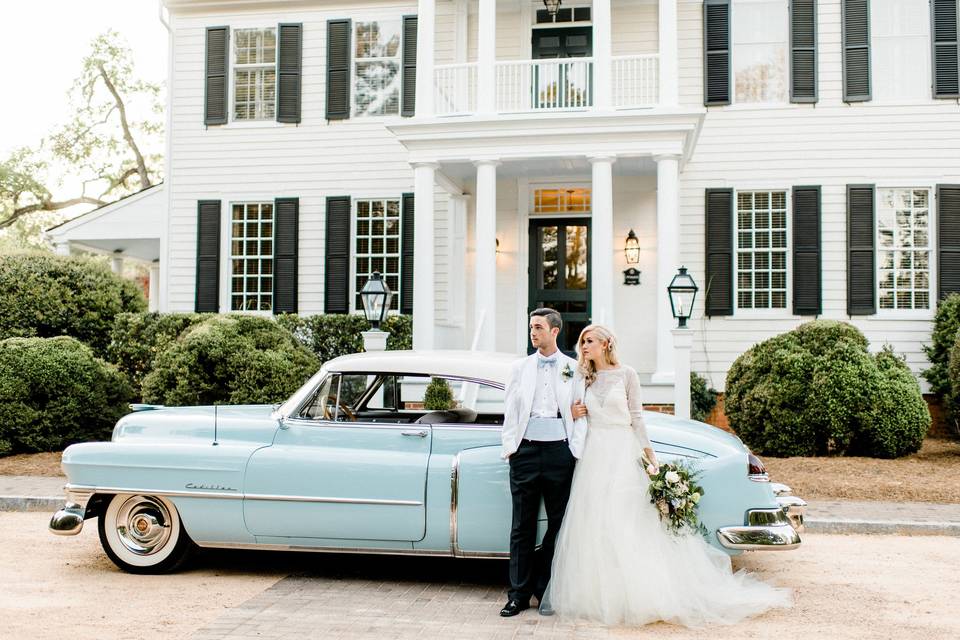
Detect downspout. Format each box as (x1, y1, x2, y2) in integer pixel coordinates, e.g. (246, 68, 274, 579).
(158, 0, 173, 312)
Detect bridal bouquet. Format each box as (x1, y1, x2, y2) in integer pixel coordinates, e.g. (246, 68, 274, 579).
(640, 454, 708, 537)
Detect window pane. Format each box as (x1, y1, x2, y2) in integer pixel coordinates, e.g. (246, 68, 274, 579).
(735, 190, 788, 309)
(872, 0, 930, 102)
(732, 0, 788, 103)
(876, 188, 931, 311)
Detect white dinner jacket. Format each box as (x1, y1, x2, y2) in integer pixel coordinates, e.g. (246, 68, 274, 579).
(501, 351, 588, 460)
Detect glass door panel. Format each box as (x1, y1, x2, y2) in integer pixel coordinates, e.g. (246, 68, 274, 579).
(529, 220, 591, 356)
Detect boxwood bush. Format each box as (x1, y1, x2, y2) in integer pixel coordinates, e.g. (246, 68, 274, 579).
(277, 313, 413, 364)
(691, 372, 719, 422)
(0, 336, 132, 455)
(0, 253, 146, 354)
(922, 293, 960, 399)
(725, 320, 928, 458)
(141, 315, 320, 406)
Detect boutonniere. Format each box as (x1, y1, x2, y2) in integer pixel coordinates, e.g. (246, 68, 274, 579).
(561, 363, 574, 381)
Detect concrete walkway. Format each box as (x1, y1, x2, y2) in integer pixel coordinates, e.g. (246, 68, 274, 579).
(3, 474, 959, 535)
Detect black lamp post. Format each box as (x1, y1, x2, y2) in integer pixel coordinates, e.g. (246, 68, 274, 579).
(667, 266, 698, 328)
(543, 0, 562, 19)
(360, 271, 392, 330)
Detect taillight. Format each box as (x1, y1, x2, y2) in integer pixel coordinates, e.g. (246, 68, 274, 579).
(747, 452, 768, 479)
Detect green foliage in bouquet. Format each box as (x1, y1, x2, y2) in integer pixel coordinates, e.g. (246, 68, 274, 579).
(641, 454, 708, 537)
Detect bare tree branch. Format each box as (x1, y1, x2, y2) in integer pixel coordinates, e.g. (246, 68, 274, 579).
(97, 62, 151, 189)
(99, 167, 140, 198)
(2, 197, 107, 229)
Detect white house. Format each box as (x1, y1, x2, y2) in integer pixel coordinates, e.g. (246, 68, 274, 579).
(52, 0, 960, 403)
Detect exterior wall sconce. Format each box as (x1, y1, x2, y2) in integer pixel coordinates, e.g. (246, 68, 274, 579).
(668, 266, 699, 328)
(623, 229, 641, 285)
(543, 0, 562, 19)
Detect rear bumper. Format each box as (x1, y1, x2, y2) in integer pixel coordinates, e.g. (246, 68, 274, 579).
(48, 487, 94, 537)
(716, 490, 807, 551)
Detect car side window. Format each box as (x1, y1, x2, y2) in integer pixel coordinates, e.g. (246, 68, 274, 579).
(297, 374, 338, 420)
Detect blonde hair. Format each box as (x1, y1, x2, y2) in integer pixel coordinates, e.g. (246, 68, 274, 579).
(577, 324, 620, 387)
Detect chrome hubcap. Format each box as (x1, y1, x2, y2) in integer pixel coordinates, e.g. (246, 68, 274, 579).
(115, 496, 172, 556)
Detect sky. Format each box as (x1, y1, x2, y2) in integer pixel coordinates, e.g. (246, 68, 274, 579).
(0, 1, 168, 157)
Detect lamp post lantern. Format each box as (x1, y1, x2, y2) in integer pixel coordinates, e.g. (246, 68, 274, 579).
(667, 266, 698, 420)
(360, 272, 392, 352)
(667, 266, 698, 329)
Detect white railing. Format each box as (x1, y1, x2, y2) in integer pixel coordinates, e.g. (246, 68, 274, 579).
(496, 58, 594, 113)
(612, 54, 660, 108)
(434, 63, 478, 116)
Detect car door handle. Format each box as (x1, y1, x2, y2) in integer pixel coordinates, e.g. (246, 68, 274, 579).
(401, 430, 428, 438)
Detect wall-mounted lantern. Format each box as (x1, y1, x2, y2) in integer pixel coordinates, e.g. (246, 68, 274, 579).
(623, 229, 641, 285)
(543, 0, 562, 19)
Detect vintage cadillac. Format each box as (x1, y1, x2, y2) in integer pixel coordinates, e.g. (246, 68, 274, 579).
(49, 350, 806, 574)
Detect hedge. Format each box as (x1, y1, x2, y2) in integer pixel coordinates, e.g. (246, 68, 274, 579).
(0, 253, 146, 354)
(691, 372, 719, 422)
(277, 313, 413, 364)
(921, 293, 960, 399)
(0, 336, 132, 455)
(725, 320, 928, 458)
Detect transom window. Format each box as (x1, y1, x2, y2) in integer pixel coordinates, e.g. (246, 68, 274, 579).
(230, 203, 274, 311)
(877, 188, 931, 310)
(736, 191, 788, 309)
(532, 188, 592, 215)
(535, 5, 591, 24)
(233, 28, 277, 120)
(354, 199, 401, 310)
(732, 0, 788, 104)
(354, 21, 402, 116)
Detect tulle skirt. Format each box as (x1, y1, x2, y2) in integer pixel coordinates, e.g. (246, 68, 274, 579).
(541, 424, 793, 627)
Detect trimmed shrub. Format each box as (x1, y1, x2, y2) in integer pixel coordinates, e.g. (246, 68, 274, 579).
(922, 293, 960, 399)
(141, 315, 320, 406)
(107, 312, 213, 397)
(726, 320, 929, 458)
(0, 253, 146, 354)
(424, 377, 454, 410)
(0, 336, 132, 455)
(277, 313, 414, 364)
(690, 372, 718, 422)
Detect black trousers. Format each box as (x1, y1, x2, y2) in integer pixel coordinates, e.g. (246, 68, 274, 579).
(507, 439, 576, 604)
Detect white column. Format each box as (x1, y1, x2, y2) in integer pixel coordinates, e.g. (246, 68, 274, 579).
(672, 328, 693, 419)
(415, 0, 436, 117)
(652, 154, 681, 383)
(658, 0, 679, 107)
(54, 242, 70, 256)
(477, 0, 496, 114)
(413, 162, 439, 350)
(474, 160, 499, 350)
(148, 261, 161, 312)
(593, 0, 612, 109)
(111, 254, 124, 275)
(589, 156, 615, 328)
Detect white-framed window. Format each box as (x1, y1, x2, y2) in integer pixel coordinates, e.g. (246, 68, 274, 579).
(871, 0, 931, 102)
(732, 0, 789, 104)
(877, 188, 932, 311)
(353, 21, 402, 117)
(736, 190, 788, 310)
(353, 198, 401, 311)
(531, 188, 592, 215)
(230, 202, 274, 311)
(233, 28, 277, 121)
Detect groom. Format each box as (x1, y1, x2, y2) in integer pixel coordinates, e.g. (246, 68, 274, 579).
(499, 308, 586, 617)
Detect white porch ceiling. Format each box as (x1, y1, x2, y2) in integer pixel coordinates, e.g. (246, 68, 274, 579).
(440, 155, 657, 182)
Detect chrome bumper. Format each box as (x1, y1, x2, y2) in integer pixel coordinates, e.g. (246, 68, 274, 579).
(48, 487, 94, 536)
(716, 486, 807, 551)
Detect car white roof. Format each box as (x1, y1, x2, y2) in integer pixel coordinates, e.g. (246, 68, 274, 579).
(325, 350, 522, 385)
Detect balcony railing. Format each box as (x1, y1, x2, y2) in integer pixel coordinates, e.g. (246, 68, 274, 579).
(432, 54, 659, 116)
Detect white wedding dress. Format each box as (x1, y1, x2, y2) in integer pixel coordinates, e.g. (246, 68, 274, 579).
(541, 366, 792, 627)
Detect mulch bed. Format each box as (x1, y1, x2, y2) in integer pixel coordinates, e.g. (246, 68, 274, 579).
(1, 439, 958, 503)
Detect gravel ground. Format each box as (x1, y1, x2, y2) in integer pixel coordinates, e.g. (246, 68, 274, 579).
(2, 511, 959, 639)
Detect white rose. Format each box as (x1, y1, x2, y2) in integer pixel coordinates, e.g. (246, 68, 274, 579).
(678, 482, 689, 493)
(690, 492, 701, 504)
(665, 470, 680, 484)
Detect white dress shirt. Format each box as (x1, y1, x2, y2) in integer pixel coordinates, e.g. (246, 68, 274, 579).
(523, 350, 567, 441)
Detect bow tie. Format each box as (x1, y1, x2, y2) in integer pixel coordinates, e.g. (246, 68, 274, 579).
(538, 357, 558, 370)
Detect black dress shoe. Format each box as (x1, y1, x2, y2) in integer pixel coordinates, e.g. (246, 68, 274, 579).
(499, 599, 529, 617)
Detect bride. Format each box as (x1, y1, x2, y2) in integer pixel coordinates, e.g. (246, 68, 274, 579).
(540, 324, 792, 627)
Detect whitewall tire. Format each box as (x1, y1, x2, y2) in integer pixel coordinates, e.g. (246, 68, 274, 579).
(98, 494, 195, 574)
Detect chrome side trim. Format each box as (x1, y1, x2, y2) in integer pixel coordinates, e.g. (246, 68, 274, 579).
(748, 473, 770, 482)
(63, 484, 422, 506)
(195, 540, 509, 559)
(450, 452, 461, 557)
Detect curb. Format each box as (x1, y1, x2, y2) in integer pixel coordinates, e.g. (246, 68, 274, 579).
(804, 518, 960, 537)
(0, 496, 63, 512)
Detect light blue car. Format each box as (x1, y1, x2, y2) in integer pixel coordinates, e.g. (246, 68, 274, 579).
(49, 350, 806, 574)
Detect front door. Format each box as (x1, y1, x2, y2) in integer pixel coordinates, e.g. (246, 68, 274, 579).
(528, 220, 591, 356)
(531, 26, 593, 109)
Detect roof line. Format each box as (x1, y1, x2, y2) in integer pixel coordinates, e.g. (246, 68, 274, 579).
(45, 182, 164, 233)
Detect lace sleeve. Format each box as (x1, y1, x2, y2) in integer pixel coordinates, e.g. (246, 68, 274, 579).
(624, 366, 653, 451)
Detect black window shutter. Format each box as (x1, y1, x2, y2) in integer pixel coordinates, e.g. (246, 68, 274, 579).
(325, 196, 351, 313)
(790, 0, 817, 102)
(703, 0, 731, 106)
(932, 0, 960, 98)
(792, 186, 821, 315)
(196, 200, 221, 312)
(402, 16, 418, 117)
(205, 27, 229, 125)
(841, 0, 871, 102)
(401, 192, 415, 314)
(277, 23, 303, 123)
(847, 185, 875, 315)
(326, 19, 351, 120)
(273, 198, 299, 313)
(705, 188, 734, 316)
(938, 185, 960, 299)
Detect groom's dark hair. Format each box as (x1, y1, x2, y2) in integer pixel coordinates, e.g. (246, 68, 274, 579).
(529, 307, 563, 330)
